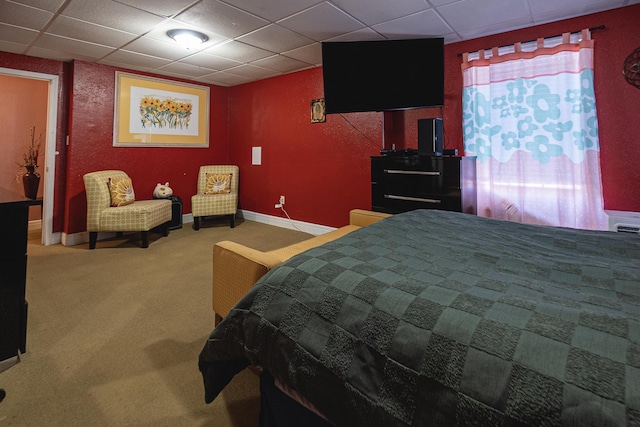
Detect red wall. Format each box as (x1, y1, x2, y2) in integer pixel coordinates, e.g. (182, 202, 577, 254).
(228, 67, 382, 227)
(229, 4, 640, 227)
(1, 4, 638, 235)
(64, 61, 230, 234)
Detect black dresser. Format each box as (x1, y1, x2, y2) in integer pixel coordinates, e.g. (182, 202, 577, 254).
(371, 154, 477, 215)
(0, 188, 39, 362)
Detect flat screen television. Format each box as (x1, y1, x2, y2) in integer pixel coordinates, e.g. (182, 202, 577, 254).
(322, 38, 444, 114)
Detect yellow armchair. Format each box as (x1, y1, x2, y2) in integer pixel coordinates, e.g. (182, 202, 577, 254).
(191, 165, 239, 230)
(83, 170, 172, 249)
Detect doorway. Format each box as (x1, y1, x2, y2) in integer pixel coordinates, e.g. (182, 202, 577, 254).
(0, 67, 59, 245)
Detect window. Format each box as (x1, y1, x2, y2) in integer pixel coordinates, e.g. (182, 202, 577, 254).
(462, 30, 606, 230)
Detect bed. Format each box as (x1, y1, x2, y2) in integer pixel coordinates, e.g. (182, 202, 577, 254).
(199, 209, 640, 426)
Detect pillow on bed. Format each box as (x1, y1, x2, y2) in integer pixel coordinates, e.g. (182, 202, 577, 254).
(205, 173, 232, 194)
(108, 177, 135, 207)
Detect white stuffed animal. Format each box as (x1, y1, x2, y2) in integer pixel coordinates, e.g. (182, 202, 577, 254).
(153, 182, 173, 199)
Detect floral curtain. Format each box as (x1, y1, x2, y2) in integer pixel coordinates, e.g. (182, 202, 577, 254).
(462, 30, 607, 230)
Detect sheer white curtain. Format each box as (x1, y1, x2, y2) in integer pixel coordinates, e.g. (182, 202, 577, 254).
(462, 30, 607, 230)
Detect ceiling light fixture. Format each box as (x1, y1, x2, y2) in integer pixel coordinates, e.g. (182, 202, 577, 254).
(167, 29, 208, 48)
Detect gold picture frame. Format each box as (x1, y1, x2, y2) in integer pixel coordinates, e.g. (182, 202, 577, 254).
(310, 98, 326, 123)
(113, 72, 210, 147)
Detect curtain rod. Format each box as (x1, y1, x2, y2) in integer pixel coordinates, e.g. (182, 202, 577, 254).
(456, 25, 605, 57)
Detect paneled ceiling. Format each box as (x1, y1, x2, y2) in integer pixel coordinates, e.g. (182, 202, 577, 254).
(0, 0, 637, 86)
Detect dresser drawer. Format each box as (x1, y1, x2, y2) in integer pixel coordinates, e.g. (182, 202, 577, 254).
(376, 169, 444, 194)
(372, 155, 444, 194)
(371, 155, 442, 174)
(372, 186, 463, 214)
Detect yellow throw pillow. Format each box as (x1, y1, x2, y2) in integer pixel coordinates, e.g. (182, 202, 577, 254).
(205, 173, 232, 194)
(108, 177, 135, 207)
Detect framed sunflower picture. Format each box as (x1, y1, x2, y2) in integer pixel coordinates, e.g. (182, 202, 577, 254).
(113, 72, 210, 147)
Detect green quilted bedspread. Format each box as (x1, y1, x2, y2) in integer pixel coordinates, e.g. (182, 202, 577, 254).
(199, 209, 640, 426)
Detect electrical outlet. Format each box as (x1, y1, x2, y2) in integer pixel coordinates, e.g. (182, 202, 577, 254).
(279, 195, 285, 205)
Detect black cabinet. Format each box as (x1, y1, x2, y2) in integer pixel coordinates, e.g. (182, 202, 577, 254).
(0, 188, 38, 361)
(371, 155, 477, 215)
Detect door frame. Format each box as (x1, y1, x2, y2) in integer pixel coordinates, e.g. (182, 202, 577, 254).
(0, 67, 59, 246)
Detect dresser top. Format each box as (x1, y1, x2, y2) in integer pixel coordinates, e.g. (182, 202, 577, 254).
(0, 187, 41, 206)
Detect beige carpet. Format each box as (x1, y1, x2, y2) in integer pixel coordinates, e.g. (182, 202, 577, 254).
(0, 218, 313, 426)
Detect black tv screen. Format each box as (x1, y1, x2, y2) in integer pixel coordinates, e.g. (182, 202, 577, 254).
(322, 38, 444, 114)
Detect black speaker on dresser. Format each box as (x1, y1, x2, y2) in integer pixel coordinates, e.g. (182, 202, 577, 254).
(418, 118, 443, 156)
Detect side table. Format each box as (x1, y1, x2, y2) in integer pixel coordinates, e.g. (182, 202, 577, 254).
(154, 195, 182, 230)
(168, 196, 183, 230)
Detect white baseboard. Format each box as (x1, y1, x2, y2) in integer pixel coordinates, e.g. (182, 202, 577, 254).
(60, 211, 333, 246)
(62, 230, 95, 247)
(28, 219, 61, 245)
(238, 209, 335, 236)
(47, 232, 62, 245)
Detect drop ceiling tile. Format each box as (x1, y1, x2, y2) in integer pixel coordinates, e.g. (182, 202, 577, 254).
(442, 32, 463, 44)
(197, 71, 252, 86)
(456, 21, 531, 40)
(32, 33, 114, 60)
(47, 15, 139, 47)
(331, 0, 431, 26)
(324, 27, 387, 42)
(173, 0, 269, 39)
(252, 54, 313, 72)
(202, 40, 273, 63)
(101, 49, 172, 69)
(224, 63, 280, 80)
(0, 22, 38, 44)
(179, 51, 242, 70)
(27, 45, 98, 62)
(237, 24, 314, 53)
(61, 0, 165, 35)
(455, 16, 533, 40)
(437, 0, 531, 34)
(142, 69, 191, 79)
(0, 39, 27, 54)
(6, 0, 66, 12)
(277, 2, 364, 41)
(529, 0, 627, 23)
(281, 43, 322, 65)
(156, 61, 217, 78)
(428, 0, 461, 6)
(372, 9, 452, 39)
(0, 1, 53, 30)
(116, 0, 200, 18)
(221, 0, 322, 22)
(98, 58, 154, 73)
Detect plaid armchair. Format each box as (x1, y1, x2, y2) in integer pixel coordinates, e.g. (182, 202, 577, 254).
(191, 165, 239, 230)
(83, 170, 172, 249)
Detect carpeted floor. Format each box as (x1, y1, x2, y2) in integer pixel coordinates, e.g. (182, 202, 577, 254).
(0, 217, 312, 426)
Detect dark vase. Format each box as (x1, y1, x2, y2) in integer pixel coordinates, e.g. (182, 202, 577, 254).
(22, 167, 40, 199)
